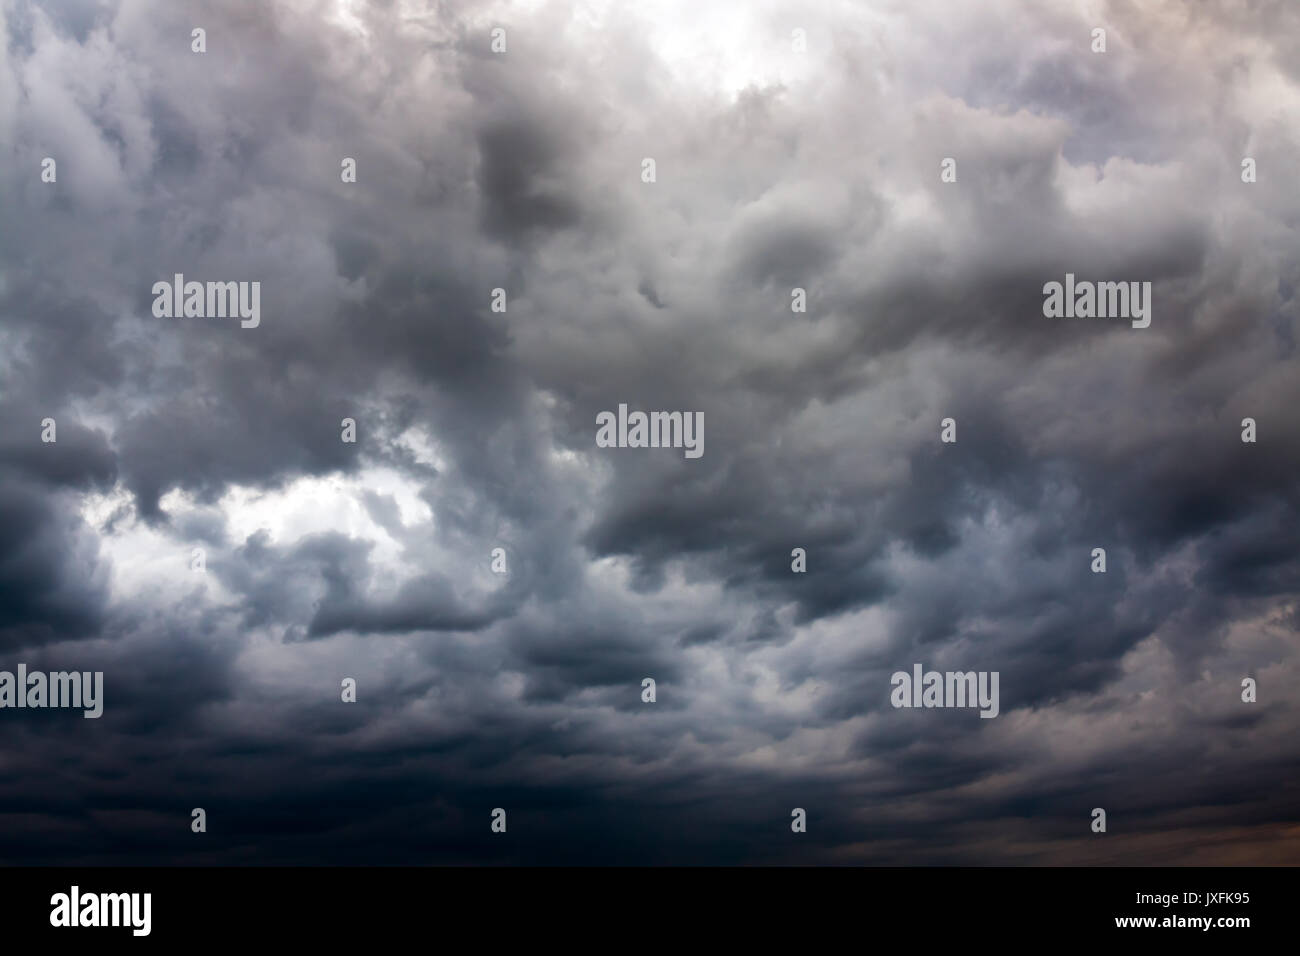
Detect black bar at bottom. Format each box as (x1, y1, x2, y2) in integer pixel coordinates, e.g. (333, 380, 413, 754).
(0, 866, 1283, 942)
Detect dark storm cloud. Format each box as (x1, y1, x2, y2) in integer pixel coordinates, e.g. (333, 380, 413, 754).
(475, 109, 585, 241)
(0, 0, 1297, 866)
(0, 479, 110, 651)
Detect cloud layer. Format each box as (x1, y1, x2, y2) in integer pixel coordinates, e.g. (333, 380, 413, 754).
(1, 0, 1298, 864)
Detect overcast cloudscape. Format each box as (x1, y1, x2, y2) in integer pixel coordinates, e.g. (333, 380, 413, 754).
(1, 0, 1298, 865)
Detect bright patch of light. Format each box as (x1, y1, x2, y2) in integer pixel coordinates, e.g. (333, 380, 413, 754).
(216, 468, 433, 551)
(82, 485, 232, 605)
(395, 426, 447, 471)
(637, 0, 788, 96)
(575, 0, 811, 98)
(330, 0, 369, 38)
(79, 485, 134, 529)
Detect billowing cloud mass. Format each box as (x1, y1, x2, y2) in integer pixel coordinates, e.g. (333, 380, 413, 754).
(1, 0, 1298, 865)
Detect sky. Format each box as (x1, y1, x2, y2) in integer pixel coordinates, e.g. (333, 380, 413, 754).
(0, 0, 1298, 865)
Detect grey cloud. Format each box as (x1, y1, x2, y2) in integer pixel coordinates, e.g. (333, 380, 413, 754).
(0, 0, 1296, 865)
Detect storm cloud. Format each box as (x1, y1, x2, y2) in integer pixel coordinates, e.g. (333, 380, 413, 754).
(0, 0, 1297, 865)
